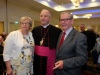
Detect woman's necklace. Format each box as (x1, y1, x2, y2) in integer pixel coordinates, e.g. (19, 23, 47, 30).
(40, 26, 50, 45)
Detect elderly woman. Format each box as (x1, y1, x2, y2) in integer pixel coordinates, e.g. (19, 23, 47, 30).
(3, 16, 34, 75)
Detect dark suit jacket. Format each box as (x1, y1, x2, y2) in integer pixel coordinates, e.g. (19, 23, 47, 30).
(55, 28, 88, 75)
(81, 30, 96, 56)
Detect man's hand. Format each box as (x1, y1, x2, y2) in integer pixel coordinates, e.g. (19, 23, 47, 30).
(53, 60, 64, 70)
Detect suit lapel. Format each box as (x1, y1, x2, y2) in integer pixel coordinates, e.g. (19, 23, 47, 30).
(57, 28, 76, 53)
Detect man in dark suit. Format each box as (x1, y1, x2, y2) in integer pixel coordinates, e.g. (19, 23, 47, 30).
(32, 9, 61, 75)
(80, 24, 87, 35)
(53, 12, 88, 75)
(86, 27, 96, 57)
(80, 24, 88, 71)
(80, 24, 96, 57)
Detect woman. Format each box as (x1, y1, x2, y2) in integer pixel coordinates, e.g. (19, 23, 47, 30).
(3, 16, 34, 75)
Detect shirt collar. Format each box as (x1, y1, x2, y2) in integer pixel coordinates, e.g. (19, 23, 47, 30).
(64, 27, 73, 36)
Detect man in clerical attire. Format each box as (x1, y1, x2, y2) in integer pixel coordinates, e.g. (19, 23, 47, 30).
(32, 9, 61, 75)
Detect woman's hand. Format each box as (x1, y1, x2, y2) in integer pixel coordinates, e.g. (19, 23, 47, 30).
(6, 68, 13, 75)
(5, 61, 13, 75)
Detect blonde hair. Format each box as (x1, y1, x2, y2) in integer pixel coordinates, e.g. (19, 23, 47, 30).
(20, 16, 32, 26)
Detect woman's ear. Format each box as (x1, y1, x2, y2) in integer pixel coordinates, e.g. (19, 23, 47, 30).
(29, 27, 32, 31)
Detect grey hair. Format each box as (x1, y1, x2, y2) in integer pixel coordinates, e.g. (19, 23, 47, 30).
(80, 24, 85, 26)
(60, 12, 73, 19)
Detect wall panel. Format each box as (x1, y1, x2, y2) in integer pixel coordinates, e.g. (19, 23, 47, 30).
(0, 22, 4, 34)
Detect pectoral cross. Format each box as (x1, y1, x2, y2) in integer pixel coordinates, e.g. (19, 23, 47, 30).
(40, 38, 43, 45)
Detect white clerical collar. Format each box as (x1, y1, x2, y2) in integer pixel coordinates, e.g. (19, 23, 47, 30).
(42, 24, 49, 28)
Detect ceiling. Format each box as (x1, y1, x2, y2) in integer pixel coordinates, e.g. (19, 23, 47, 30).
(9, 0, 100, 19)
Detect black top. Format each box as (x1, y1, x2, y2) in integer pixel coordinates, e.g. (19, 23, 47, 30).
(81, 30, 96, 56)
(0, 45, 3, 54)
(32, 25, 62, 49)
(0, 45, 6, 71)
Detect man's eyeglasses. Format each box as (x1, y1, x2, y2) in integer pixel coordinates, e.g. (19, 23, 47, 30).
(59, 18, 72, 22)
(21, 22, 30, 25)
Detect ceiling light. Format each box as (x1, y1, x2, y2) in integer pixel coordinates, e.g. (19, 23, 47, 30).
(92, 0, 95, 2)
(84, 14, 92, 19)
(73, 15, 79, 18)
(48, 0, 50, 1)
(71, 0, 84, 7)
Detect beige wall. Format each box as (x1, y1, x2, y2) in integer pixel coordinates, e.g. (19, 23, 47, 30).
(9, 22, 19, 32)
(0, 0, 59, 33)
(34, 20, 41, 27)
(0, 0, 100, 34)
(73, 18, 100, 33)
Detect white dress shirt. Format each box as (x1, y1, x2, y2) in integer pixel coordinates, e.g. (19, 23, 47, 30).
(64, 27, 73, 40)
